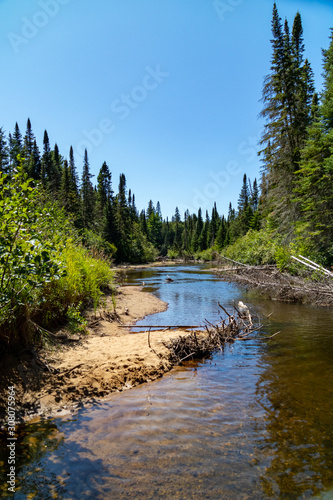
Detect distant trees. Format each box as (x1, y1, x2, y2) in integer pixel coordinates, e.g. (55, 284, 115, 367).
(0, 8, 331, 264)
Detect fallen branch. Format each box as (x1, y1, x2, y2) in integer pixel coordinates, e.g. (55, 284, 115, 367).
(260, 331, 281, 341)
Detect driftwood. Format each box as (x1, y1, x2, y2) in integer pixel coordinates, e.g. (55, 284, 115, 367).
(162, 303, 266, 365)
(120, 325, 201, 329)
(292, 255, 333, 278)
(215, 264, 333, 306)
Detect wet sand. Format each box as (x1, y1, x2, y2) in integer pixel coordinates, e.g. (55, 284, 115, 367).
(0, 286, 190, 422)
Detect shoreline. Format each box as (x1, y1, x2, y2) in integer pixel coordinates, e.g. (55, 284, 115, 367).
(211, 265, 333, 307)
(0, 286, 190, 424)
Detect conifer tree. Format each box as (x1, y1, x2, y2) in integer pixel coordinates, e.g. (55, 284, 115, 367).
(295, 29, 333, 258)
(259, 4, 314, 230)
(10, 123, 23, 168)
(28, 140, 41, 180)
(61, 159, 70, 207)
(0, 128, 9, 174)
(41, 130, 52, 188)
(51, 143, 62, 191)
(81, 149, 95, 229)
(69, 146, 79, 195)
(251, 178, 259, 212)
(97, 161, 112, 213)
(67, 146, 81, 223)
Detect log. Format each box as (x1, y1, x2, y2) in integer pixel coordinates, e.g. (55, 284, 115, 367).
(119, 325, 202, 329)
(219, 255, 249, 267)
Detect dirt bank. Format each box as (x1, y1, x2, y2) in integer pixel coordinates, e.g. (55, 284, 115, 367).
(0, 286, 191, 423)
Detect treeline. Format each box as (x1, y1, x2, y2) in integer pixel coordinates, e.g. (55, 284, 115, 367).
(0, 2, 332, 280)
(257, 4, 333, 265)
(0, 121, 260, 263)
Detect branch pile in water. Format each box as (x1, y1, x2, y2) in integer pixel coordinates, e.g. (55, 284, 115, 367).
(163, 303, 256, 365)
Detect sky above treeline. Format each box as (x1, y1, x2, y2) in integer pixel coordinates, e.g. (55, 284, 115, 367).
(0, 0, 332, 219)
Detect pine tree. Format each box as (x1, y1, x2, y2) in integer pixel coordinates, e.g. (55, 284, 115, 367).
(23, 118, 35, 174)
(0, 128, 9, 174)
(173, 207, 182, 250)
(294, 29, 333, 258)
(41, 130, 52, 188)
(61, 159, 70, 208)
(251, 178, 259, 212)
(10, 123, 23, 168)
(81, 149, 95, 229)
(238, 174, 249, 212)
(51, 143, 62, 192)
(67, 146, 81, 223)
(215, 216, 227, 249)
(28, 140, 41, 180)
(259, 4, 314, 231)
(69, 146, 79, 195)
(97, 161, 112, 213)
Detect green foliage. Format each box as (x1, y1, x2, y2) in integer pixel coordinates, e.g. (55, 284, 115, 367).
(82, 228, 117, 260)
(0, 164, 66, 332)
(66, 302, 88, 334)
(195, 248, 218, 261)
(41, 244, 114, 321)
(167, 249, 179, 260)
(0, 163, 115, 350)
(223, 229, 280, 266)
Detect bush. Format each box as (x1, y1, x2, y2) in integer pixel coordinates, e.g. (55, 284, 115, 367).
(223, 229, 279, 266)
(195, 248, 218, 261)
(39, 244, 114, 325)
(0, 166, 114, 351)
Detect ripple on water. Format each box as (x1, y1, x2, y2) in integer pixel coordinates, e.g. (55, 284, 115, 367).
(1, 265, 333, 499)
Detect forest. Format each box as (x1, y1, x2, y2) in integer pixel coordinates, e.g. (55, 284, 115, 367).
(1, 3, 333, 350)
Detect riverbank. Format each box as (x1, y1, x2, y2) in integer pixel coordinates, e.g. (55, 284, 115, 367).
(212, 265, 333, 307)
(0, 286, 191, 423)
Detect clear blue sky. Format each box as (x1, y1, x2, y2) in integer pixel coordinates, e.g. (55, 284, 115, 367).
(0, 0, 332, 220)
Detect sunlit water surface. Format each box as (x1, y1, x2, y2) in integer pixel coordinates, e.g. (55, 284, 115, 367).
(1, 265, 333, 499)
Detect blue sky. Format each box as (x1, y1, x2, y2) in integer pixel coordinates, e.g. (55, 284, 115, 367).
(0, 0, 332, 219)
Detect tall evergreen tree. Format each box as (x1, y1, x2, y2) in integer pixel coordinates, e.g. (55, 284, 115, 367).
(41, 130, 52, 188)
(97, 161, 112, 213)
(294, 29, 333, 258)
(28, 140, 41, 180)
(23, 118, 35, 174)
(61, 160, 70, 207)
(51, 143, 62, 191)
(259, 4, 314, 231)
(81, 149, 95, 229)
(10, 123, 23, 168)
(0, 128, 9, 174)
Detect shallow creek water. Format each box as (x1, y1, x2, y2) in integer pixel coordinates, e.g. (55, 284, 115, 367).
(1, 265, 333, 499)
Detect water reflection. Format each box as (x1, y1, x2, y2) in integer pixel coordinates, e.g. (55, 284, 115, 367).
(1, 265, 332, 499)
(253, 303, 333, 498)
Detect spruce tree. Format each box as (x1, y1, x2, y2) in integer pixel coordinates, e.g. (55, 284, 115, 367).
(10, 123, 23, 168)
(61, 159, 70, 208)
(81, 149, 95, 229)
(295, 29, 333, 258)
(28, 140, 41, 180)
(0, 128, 9, 174)
(41, 130, 52, 188)
(51, 143, 62, 192)
(97, 161, 112, 213)
(259, 4, 314, 231)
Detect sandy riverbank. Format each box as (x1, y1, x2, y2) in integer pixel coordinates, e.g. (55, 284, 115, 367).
(0, 286, 190, 423)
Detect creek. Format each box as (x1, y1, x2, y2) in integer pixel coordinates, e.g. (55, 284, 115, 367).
(0, 264, 332, 499)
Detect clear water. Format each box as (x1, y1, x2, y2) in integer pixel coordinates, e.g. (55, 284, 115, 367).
(1, 265, 333, 499)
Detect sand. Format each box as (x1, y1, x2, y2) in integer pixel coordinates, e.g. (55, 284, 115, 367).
(0, 286, 190, 422)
